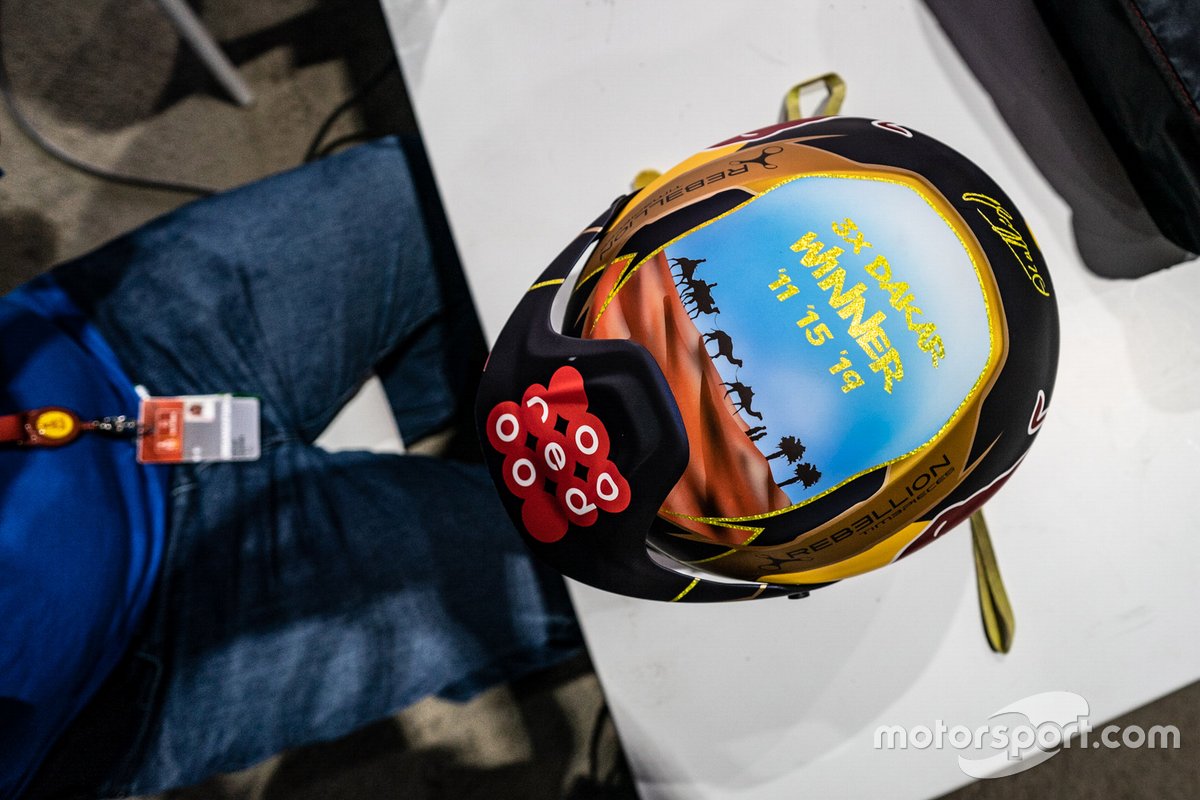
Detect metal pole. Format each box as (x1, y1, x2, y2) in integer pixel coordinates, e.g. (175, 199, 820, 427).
(154, 0, 254, 107)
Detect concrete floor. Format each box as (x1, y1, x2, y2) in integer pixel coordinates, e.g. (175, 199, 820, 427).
(1, 1, 1197, 797)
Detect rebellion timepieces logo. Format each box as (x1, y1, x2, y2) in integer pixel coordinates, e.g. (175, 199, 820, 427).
(730, 145, 784, 171)
(486, 366, 630, 543)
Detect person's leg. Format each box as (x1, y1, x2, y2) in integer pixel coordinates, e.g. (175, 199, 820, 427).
(51, 136, 485, 446)
(118, 444, 581, 795)
(372, 135, 488, 446)
(36, 139, 571, 797)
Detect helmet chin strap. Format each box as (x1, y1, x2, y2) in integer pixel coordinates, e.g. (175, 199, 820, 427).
(971, 509, 1015, 653)
(782, 72, 847, 122)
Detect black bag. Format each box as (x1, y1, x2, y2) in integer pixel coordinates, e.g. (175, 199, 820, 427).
(1037, 0, 1200, 255)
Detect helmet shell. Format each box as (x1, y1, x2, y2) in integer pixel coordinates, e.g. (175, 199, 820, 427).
(479, 116, 1058, 599)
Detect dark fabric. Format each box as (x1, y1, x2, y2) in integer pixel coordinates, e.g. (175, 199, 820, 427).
(1037, 0, 1200, 254)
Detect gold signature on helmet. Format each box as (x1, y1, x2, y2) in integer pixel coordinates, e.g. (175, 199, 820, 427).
(962, 192, 1050, 297)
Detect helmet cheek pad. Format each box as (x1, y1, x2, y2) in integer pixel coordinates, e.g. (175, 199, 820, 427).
(476, 200, 797, 601)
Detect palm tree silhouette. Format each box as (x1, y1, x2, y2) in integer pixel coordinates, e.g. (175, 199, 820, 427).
(766, 435, 807, 462)
(778, 462, 822, 489)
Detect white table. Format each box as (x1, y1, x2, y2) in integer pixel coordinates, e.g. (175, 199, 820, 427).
(380, 2, 1200, 797)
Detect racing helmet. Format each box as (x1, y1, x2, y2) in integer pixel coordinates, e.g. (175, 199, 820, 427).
(476, 115, 1059, 603)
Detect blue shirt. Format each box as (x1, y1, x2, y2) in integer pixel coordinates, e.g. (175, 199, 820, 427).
(0, 275, 168, 798)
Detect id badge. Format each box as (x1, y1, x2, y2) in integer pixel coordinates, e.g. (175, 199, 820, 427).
(136, 394, 261, 464)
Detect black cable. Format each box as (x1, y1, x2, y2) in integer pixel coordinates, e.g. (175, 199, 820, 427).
(1, 1, 399, 191)
(313, 129, 377, 161)
(302, 54, 398, 163)
(0, 0, 220, 196)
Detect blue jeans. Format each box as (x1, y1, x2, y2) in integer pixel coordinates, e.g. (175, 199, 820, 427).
(37, 139, 582, 797)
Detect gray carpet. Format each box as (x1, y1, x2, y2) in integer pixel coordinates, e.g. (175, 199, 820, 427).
(0, 0, 415, 292)
(1, 1, 1196, 798)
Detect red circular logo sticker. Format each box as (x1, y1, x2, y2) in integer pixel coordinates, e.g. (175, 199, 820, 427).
(486, 366, 630, 542)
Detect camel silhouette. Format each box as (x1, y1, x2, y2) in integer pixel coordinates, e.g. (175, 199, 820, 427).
(670, 256, 706, 283)
(702, 329, 742, 367)
(722, 380, 762, 420)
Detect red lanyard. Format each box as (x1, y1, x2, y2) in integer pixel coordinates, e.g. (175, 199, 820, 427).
(0, 407, 140, 447)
